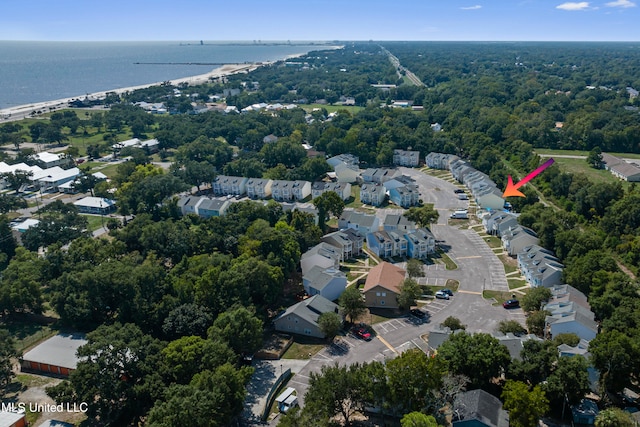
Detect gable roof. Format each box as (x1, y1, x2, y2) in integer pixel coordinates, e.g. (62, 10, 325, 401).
(453, 389, 509, 427)
(278, 295, 339, 326)
(304, 265, 345, 291)
(363, 262, 405, 294)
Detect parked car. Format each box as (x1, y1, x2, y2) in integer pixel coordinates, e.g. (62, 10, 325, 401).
(450, 210, 468, 219)
(352, 326, 372, 340)
(458, 193, 469, 200)
(503, 299, 520, 309)
(410, 308, 427, 320)
(435, 290, 450, 300)
(454, 189, 465, 194)
(441, 289, 454, 297)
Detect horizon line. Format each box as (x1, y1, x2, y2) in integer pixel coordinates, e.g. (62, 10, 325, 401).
(1, 39, 640, 43)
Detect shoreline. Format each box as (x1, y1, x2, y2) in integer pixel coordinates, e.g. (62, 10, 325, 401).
(0, 62, 262, 120)
(0, 45, 343, 121)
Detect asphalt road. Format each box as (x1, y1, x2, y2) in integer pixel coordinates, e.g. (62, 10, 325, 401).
(244, 167, 526, 425)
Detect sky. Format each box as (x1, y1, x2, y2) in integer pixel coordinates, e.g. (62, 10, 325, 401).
(1, 0, 639, 42)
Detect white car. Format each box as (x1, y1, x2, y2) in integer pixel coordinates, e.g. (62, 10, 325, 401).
(435, 290, 450, 300)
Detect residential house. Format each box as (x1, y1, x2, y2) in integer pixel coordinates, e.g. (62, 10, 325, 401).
(547, 284, 590, 309)
(545, 310, 598, 342)
(363, 262, 406, 309)
(281, 202, 319, 225)
(0, 162, 43, 190)
(273, 295, 341, 338)
(338, 210, 380, 234)
(197, 197, 230, 218)
(557, 339, 600, 392)
(245, 178, 273, 199)
(140, 138, 160, 153)
(73, 197, 116, 215)
(449, 159, 473, 182)
(360, 168, 400, 184)
(311, 181, 351, 201)
(491, 214, 519, 237)
(366, 230, 408, 259)
(31, 152, 66, 169)
(482, 211, 518, 235)
(292, 180, 312, 200)
(501, 226, 539, 256)
(32, 167, 81, 192)
(493, 333, 543, 361)
(571, 399, 599, 425)
(178, 195, 203, 216)
(327, 154, 359, 168)
(425, 152, 457, 170)
(300, 242, 341, 276)
(404, 228, 436, 259)
(393, 149, 420, 167)
(271, 180, 311, 202)
(334, 163, 360, 183)
(341, 228, 364, 257)
(452, 389, 509, 427)
(302, 266, 347, 302)
(383, 213, 416, 232)
(212, 175, 248, 196)
(427, 326, 454, 351)
(518, 245, 564, 287)
(387, 184, 420, 208)
(529, 262, 564, 288)
(475, 186, 506, 211)
(359, 182, 386, 206)
(322, 231, 354, 260)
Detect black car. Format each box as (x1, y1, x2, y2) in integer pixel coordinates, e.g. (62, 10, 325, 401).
(503, 299, 520, 309)
(441, 289, 454, 297)
(410, 308, 427, 319)
(454, 189, 465, 194)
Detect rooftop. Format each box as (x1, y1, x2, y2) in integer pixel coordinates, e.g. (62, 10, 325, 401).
(22, 333, 87, 370)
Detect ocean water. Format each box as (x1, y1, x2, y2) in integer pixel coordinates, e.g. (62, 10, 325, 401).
(0, 41, 322, 109)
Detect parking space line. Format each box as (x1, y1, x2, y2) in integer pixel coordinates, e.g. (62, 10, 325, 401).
(377, 336, 398, 354)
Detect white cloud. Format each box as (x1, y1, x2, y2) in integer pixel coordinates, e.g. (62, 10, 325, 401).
(556, 2, 590, 10)
(605, 0, 636, 7)
(460, 5, 482, 10)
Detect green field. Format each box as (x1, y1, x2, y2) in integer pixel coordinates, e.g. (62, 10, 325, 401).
(534, 148, 640, 160)
(549, 157, 629, 186)
(300, 103, 364, 114)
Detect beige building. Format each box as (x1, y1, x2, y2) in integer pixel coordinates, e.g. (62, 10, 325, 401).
(363, 262, 406, 309)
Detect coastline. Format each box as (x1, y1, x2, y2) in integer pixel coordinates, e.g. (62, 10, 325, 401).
(0, 62, 262, 120)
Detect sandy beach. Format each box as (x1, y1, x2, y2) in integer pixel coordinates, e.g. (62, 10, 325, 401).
(0, 62, 262, 120)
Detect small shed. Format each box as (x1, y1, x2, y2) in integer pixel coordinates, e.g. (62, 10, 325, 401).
(0, 412, 26, 427)
(20, 333, 87, 377)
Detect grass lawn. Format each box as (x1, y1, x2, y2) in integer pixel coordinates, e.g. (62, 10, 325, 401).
(81, 214, 106, 232)
(300, 104, 364, 114)
(345, 185, 362, 208)
(550, 157, 629, 186)
(508, 278, 527, 290)
(0, 314, 59, 353)
(483, 235, 503, 249)
(434, 249, 458, 270)
(498, 254, 518, 274)
(281, 339, 326, 360)
(534, 148, 640, 159)
(483, 290, 517, 305)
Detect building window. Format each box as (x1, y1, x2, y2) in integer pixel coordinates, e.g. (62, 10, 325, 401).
(376, 292, 381, 296)
(304, 329, 312, 335)
(380, 300, 385, 305)
(381, 292, 386, 297)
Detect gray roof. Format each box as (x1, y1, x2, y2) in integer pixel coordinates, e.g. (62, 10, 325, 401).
(453, 389, 509, 427)
(22, 333, 87, 369)
(340, 210, 377, 228)
(384, 213, 416, 228)
(342, 228, 365, 242)
(198, 198, 227, 211)
(0, 411, 25, 427)
(278, 295, 339, 326)
(302, 242, 342, 262)
(304, 265, 345, 291)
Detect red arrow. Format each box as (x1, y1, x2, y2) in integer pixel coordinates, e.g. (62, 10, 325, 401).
(503, 158, 555, 198)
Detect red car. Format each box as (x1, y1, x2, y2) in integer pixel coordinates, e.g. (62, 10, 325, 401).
(353, 327, 372, 340)
(503, 299, 520, 309)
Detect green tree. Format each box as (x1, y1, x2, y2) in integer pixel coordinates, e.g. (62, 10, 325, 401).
(406, 258, 425, 278)
(595, 407, 636, 427)
(543, 355, 591, 409)
(0, 194, 28, 213)
(387, 349, 444, 415)
(313, 191, 345, 232)
(339, 286, 366, 324)
(589, 329, 640, 392)
(0, 329, 19, 391)
(208, 306, 263, 357)
(0, 247, 46, 314)
(22, 200, 89, 251)
(508, 340, 557, 385)
(526, 310, 549, 336)
(586, 146, 603, 169)
(501, 380, 549, 427)
(403, 204, 439, 228)
(521, 287, 552, 313)
(442, 316, 466, 331)
(318, 311, 343, 339)
(401, 412, 439, 427)
(398, 278, 421, 310)
(437, 332, 511, 389)
(498, 320, 527, 336)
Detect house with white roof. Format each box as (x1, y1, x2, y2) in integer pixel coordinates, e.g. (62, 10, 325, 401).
(31, 152, 66, 169)
(302, 266, 347, 302)
(300, 242, 342, 276)
(32, 167, 81, 192)
(327, 154, 359, 168)
(73, 197, 116, 215)
(212, 175, 248, 196)
(0, 411, 26, 427)
(338, 210, 380, 234)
